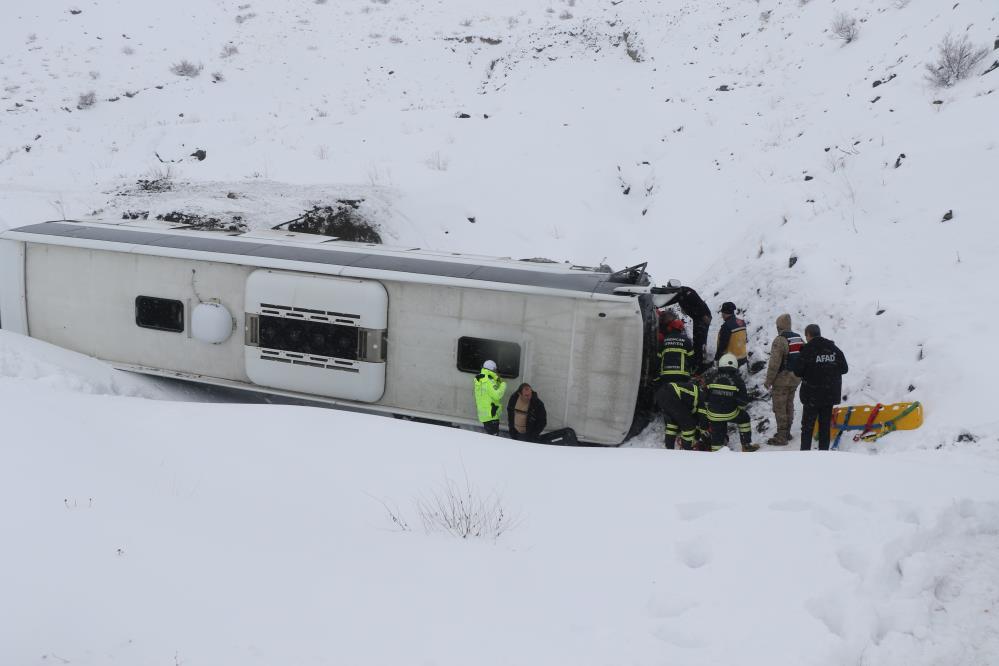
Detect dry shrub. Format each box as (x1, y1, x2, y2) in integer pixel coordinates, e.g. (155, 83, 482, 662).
(925, 33, 989, 88)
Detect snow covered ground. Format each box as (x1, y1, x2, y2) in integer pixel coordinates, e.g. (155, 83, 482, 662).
(3, 335, 999, 665)
(2, 0, 998, 663)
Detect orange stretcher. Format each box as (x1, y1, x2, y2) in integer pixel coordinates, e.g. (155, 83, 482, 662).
(812, 401, 923, 448)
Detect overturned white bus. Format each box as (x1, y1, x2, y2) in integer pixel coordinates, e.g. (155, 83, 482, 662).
(0, 219, 669, 444)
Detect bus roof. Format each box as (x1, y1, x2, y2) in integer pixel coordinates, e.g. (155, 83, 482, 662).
(3, 220, 645, 298)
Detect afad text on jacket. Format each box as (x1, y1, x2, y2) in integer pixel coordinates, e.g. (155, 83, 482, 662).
(794, 336, 848, 406)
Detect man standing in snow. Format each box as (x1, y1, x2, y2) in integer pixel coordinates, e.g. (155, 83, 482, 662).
(714, 302, 748, 368)
(474, 360, 507, 436)
(702, 353, 758, 452)
(663, 286, 712, 373)
(795, 324, 848, 451)
(763, 314, 803, 446)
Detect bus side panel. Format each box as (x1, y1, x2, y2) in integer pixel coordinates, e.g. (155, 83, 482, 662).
(566, 300, 645, 444)
(378, 282, 576, 431)
(0, 240, 27, 334)
(24, 244, 251, 381)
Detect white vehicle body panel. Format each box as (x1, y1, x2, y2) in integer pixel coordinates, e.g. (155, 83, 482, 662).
(0, 240, 28, 335)
(0, 221, 651, 444)
(244, 270, 389, 403)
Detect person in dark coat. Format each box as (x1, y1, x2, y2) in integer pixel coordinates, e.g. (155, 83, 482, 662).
(714, 301, 748, 367)
(506, 383, 577, 445)
(654, 379, 701, 450)
(657, 318, 695, 382)
(702, 353, 758, 452)
(794, 324, 849, 451)
(663, 286, 712, 373)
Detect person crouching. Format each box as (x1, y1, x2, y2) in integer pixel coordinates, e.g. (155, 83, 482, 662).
(655, 379, 701, 450)
(506, 383, 577, 445)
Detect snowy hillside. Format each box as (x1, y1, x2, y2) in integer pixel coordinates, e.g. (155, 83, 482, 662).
(2, 0, 997, 434)
(2, 0, 999, 664)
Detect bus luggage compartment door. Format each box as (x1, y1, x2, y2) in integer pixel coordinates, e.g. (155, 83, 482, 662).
(244, 270, 387, 402)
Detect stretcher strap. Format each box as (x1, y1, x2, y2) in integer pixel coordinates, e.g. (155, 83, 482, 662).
(832, 406, 853, 450)
(834, 401, 922, 443)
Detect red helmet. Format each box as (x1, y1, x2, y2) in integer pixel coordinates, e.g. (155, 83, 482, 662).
(667, 318, 685, 332)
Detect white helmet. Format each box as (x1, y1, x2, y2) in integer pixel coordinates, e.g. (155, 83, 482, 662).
(483, 360, 498, 371)
(718, 353, 738, 370)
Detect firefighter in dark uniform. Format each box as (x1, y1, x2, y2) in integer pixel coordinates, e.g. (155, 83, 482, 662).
(702, 353, 758, 452)
(663, 286, 712, 373)
(655, 379, 701, 450)
(657, 318, 694, 383)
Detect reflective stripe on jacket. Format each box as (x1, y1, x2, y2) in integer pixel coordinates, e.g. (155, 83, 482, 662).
(704, 367, 749, 421)
(655, 380, 700, 414)
(671, 381, 700, 413)
(658, 331, 694, 378)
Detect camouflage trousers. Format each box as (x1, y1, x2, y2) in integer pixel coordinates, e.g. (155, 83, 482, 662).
(771, 384, 797, 438)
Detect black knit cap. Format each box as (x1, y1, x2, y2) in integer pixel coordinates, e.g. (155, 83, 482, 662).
(720, 301, 736, 314)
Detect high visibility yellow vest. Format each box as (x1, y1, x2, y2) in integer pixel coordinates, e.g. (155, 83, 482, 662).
(474, 368, 507, 423)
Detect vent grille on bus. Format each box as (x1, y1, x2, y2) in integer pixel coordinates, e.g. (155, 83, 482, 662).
(260, 303, 360, 327)
(258, 348, 360, 373)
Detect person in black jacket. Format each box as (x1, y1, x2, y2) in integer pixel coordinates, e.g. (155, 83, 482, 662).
(663, 286, 712, 373)
(506, 383, 577, 445)
(654, 379, 701, 450)
(702, 354, 758, 452)
(794, 324, 849, 451)
(657, 318, 695, 382)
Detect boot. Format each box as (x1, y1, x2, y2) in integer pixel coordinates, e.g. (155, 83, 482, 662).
(767, 433, 789, 446)
(742, 443, 760, 452)
(664, 435, 677, 450)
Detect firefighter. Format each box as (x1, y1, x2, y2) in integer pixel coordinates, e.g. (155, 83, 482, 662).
(703, 353, 758, 452)
(657, 318, 694, 382)
(473, 360, 507, 435)
(714, 301, 748, 368)
(655, 379, 701, 450)
(663, 286, 712, 373)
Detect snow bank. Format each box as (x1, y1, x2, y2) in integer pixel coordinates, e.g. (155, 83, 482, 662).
(0, 330, 181, 399)
(2, 385, 998, 666)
